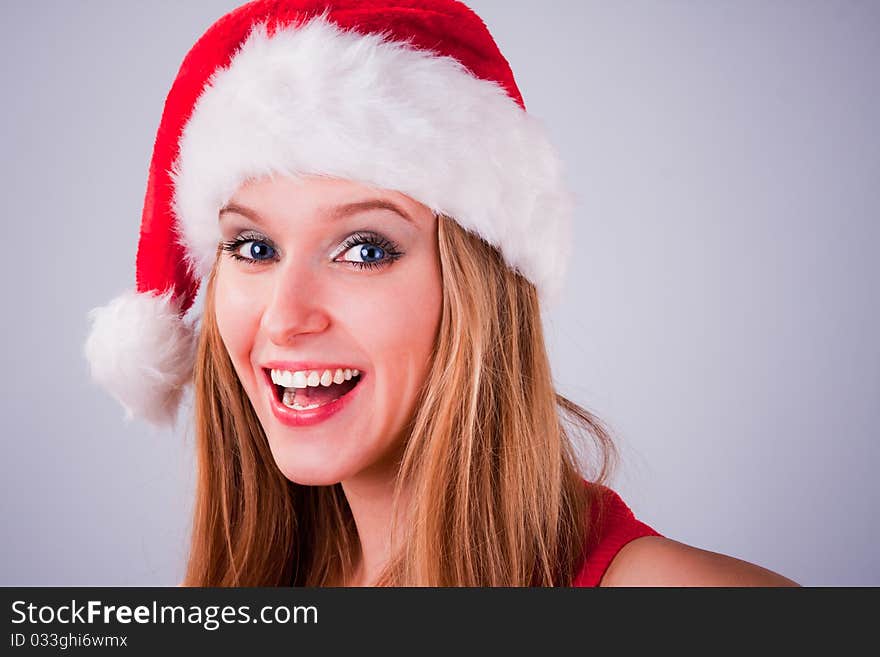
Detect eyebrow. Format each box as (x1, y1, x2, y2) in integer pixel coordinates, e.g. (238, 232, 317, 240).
(218, 199, 414, 226)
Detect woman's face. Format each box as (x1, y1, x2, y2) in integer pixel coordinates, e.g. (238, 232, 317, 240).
(214, 175, 442, 486)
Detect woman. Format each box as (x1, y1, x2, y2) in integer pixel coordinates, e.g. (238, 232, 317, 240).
(85, 0, 797, 586)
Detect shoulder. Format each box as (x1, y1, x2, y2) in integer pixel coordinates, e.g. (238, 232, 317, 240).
(599, 535, 800, 587)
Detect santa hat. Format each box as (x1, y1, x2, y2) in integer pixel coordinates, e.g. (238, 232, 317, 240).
(84, 0, 574, 427)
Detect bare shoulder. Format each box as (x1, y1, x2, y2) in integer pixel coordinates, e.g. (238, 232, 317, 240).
(599, 536, 800, 587)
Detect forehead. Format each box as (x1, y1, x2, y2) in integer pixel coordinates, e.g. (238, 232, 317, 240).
(226, 174, 425, 223)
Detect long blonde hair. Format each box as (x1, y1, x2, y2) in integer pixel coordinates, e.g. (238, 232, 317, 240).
(183, 215, 617, 586)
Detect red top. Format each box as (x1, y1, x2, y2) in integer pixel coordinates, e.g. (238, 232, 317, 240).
(571, 485, 663, 586)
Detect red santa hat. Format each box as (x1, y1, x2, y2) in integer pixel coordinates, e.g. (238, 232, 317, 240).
(84, 0, 574, 427)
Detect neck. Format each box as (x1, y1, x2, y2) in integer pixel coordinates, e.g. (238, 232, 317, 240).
(340, 471, 410, 586)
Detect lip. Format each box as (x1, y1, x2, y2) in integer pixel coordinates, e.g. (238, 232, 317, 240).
(262, 361, 364, 373)
(262, 366, 365, 428)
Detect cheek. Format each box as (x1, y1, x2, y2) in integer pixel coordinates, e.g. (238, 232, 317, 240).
(359, 263, 439, 347)
(213, 267, 263, 368)
(345, 260, 442, 403)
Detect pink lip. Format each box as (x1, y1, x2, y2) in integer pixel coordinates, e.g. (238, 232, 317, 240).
(262, 366, 365, 428)
(262, 361, 364, 372)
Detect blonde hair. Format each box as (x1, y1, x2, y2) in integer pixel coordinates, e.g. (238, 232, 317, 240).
(183, 215, 617, 586)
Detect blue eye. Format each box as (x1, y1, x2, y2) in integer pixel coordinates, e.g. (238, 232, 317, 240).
(335, 231, 404, 271)
(220, 236, 276, 264)
(220, 231, 404, 270)
(341, 243, 385, 264)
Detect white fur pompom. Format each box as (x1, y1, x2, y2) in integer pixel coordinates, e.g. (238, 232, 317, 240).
(84, 288, 197, 427)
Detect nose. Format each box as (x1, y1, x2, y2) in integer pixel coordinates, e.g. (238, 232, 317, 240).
(260, 261, 331, 346)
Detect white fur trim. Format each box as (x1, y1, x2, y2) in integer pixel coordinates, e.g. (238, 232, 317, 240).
(84, 289, 196, 427)
(171, 15, 572, 303)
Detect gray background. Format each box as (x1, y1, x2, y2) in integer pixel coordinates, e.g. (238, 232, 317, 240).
(1, 0, 876, 586)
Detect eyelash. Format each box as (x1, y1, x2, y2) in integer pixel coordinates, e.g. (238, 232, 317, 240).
(219, 230, 404, 271)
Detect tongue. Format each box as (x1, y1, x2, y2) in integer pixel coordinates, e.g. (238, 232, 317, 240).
(298, 378, 358, 405)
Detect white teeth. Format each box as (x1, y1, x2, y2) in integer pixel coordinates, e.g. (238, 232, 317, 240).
(271, 367, 362, 388)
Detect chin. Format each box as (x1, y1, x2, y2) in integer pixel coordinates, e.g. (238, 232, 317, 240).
(279, 470, 344, 487)
(266, 442, 359, 487)
(271, 452, 344, 486)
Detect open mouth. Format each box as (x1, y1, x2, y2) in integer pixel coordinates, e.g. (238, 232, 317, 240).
(265, 368, 363, 411)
